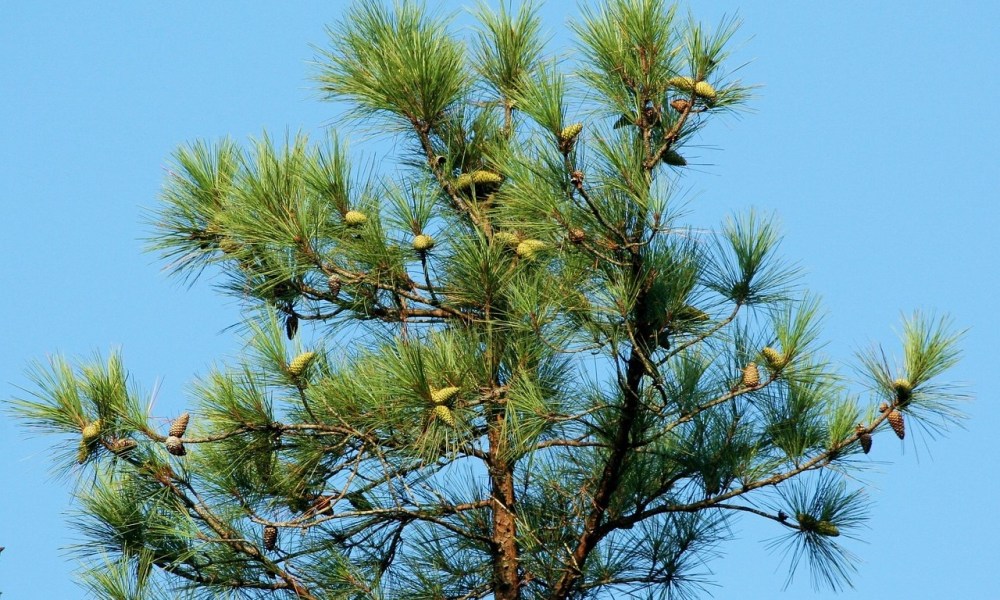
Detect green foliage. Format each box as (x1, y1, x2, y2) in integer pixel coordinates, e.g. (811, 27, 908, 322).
(769, 473, 869, 591)
(472, 1, 545, 101)
(7, 1, 968, 598)
(315, 0, 468, 127)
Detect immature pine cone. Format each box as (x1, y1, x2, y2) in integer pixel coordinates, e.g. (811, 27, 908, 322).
(559, 122, 583, 141)
(412, 234, 435, 252)
(344, 210, 367, 226)
(493, 231, 521, 248)
(434, 404, 456, 427)
(694, 81, 718, 101)
(288, 352, 317, 378)
(761, 347, 787, 372)
(82, 420, 102, 444)
(893, 378, 913, 404)
(516, 240, 547, 260)
(430, 386, 460, 405)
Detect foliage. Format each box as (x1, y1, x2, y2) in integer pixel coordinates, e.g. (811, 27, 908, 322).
(9, 1, 967, 598)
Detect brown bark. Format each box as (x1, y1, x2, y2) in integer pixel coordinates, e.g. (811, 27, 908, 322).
(549, 352, 644, 599)
(488, 410, 521, 600)
(551, 252, 651, 599)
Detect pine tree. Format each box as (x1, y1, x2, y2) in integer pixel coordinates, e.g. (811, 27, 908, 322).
(9, 1, 968, 598)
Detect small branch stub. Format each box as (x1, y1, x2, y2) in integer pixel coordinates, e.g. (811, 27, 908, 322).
(327, 275, 342, 296)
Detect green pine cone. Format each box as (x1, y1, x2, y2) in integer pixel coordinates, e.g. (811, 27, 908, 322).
(288, 351, 317, 377)
(344, 210, 367, 226)
(81, 420, 102, 444)
(430, 386, 460, 404)
(560, 122, 583, 141)
(516, 239, 547, 260)
(413, 234, 435, 252)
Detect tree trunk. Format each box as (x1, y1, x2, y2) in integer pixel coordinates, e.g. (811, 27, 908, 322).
(489, 412, 521, 600)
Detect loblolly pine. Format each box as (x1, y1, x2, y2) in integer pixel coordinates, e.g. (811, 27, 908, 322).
(8, 3, 969, 599)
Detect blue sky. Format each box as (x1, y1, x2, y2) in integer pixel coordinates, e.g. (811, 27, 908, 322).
(2, 1, 997, 598)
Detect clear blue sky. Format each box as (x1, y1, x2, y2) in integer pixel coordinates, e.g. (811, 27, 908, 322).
(2, 2, 997, 598)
